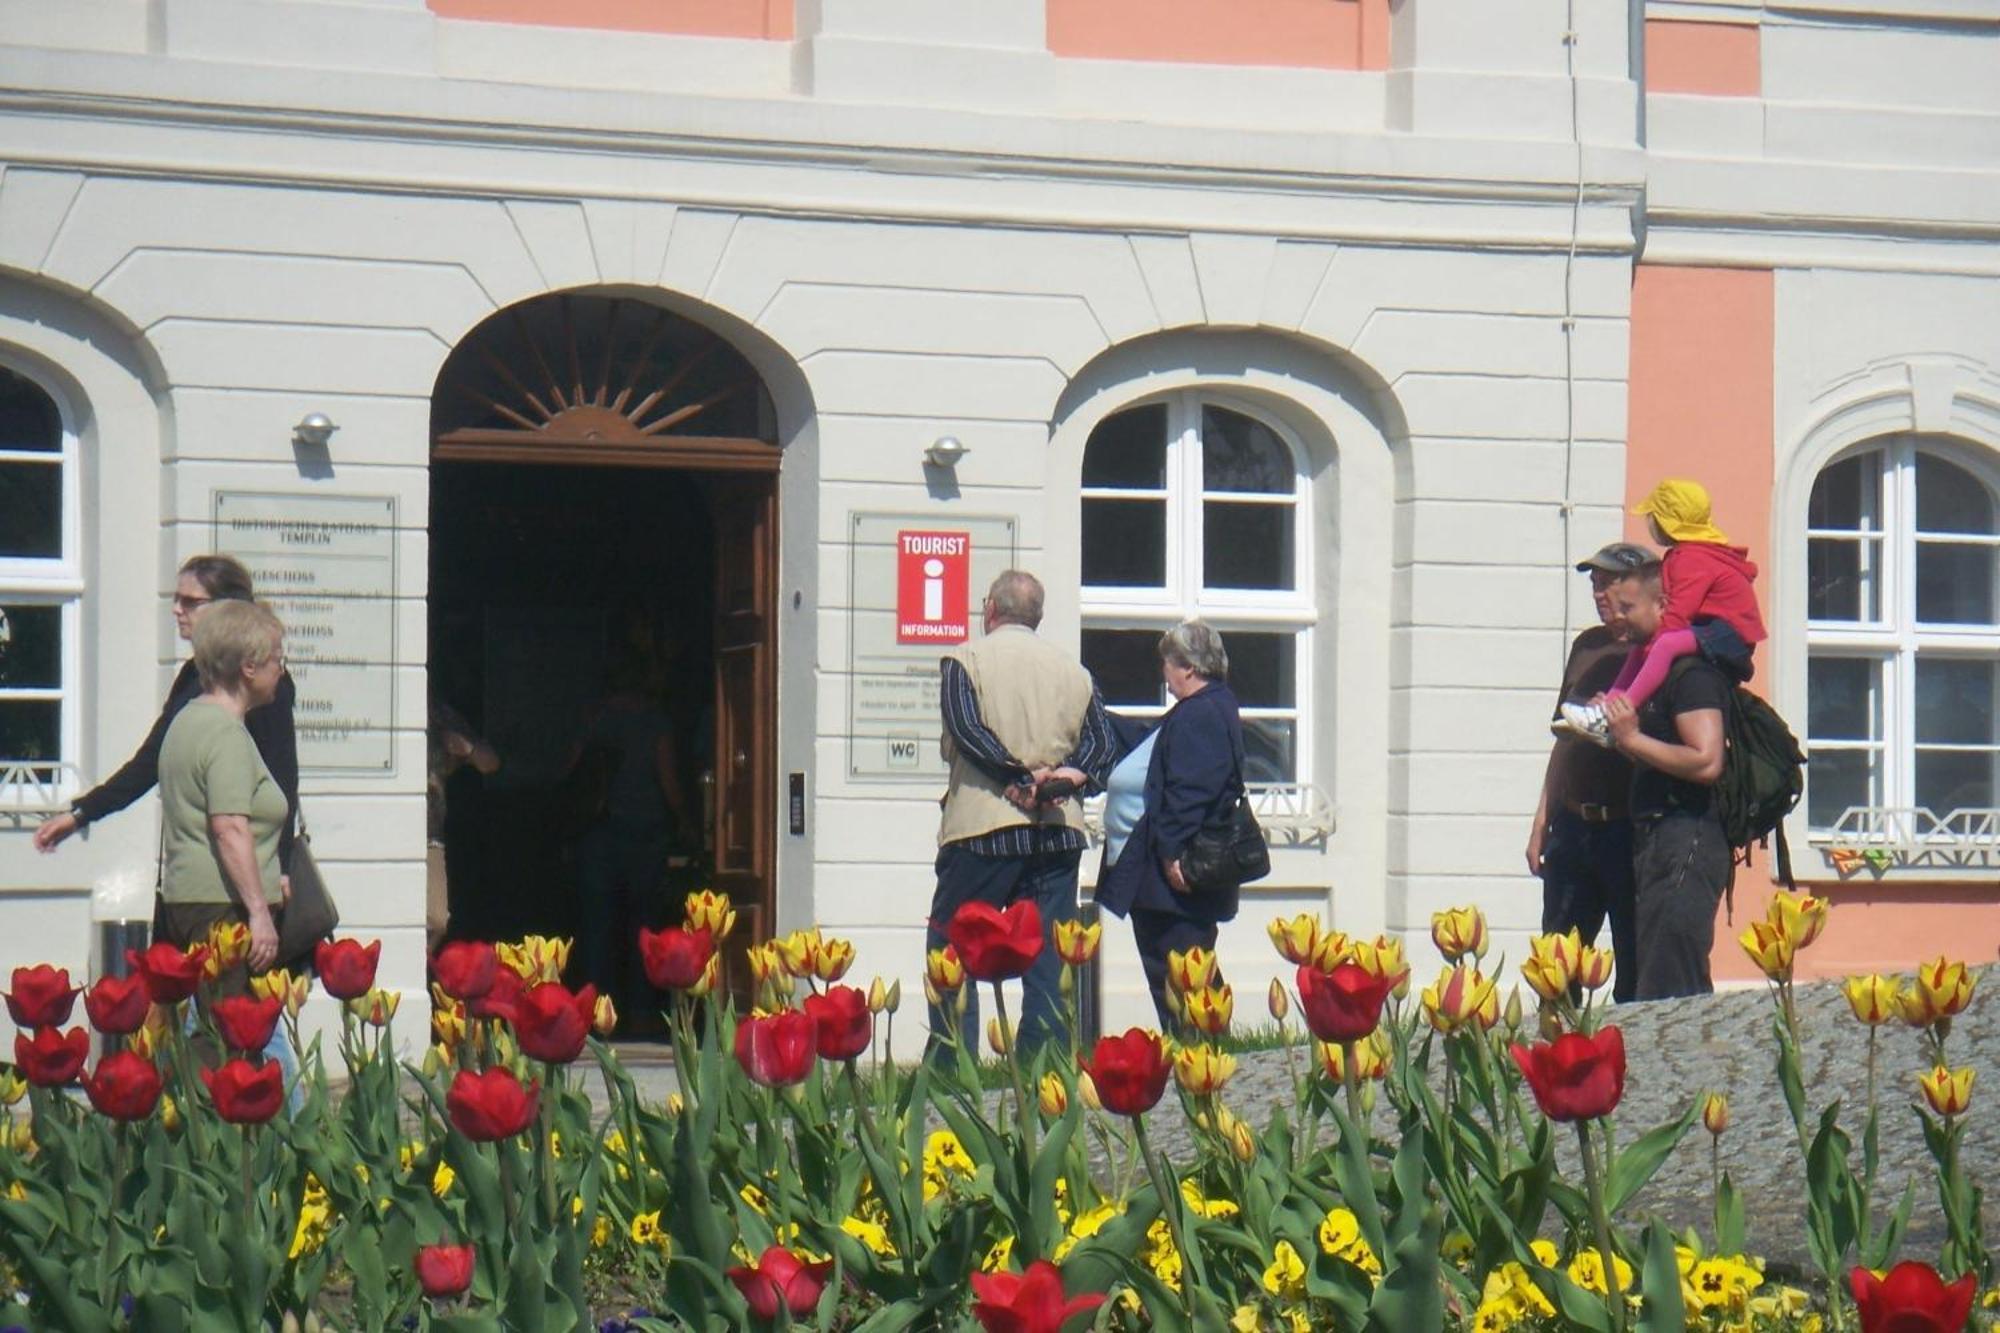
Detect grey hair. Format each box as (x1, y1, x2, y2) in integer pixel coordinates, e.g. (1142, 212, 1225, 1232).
(985, 570, 1045, 629)
(1158, 619, 1228, 681)
(192, 599, 285, 693)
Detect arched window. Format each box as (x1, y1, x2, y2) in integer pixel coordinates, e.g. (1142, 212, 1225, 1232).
(1078, 392, 1314, 782)
(0, 363, 78, 783)
(1805, 436, 2000, 833)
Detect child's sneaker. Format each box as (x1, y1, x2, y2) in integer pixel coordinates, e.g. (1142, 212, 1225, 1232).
(1558, 699, 1616, 749)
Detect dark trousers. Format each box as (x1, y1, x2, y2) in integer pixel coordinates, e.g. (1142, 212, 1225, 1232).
(1538, 811, 1638, 1004)
(1131, 909, 1220, 1033)
(1632, 811, 1733, 1001)
(159, 898, 284, 1068)
(578, 822, 669, 1003)
(925, 843, 1082, 1059)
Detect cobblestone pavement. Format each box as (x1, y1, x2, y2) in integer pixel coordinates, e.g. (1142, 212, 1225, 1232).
(601, 973, 1996, 1268)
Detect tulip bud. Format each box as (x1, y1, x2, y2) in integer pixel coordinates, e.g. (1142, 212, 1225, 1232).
(1059, 965, 1075, 1002)
(1268, 977, 1290, 1023)
(421, 1043, 450, 1079)
(0, 1071, 26, 1107)
(283, 1314, 302, 1333)
(346, 988, 400, 1027)
(592, 994, 619, 1036)
(867, 978, 888, 1014)
(986, 1016, 1011, 1056)
(665, 1092, 685, 1117)
(1574, 945, 1614, 993)
(1918, 1065, 1975, 1118)
(923, 977, 943, 1009)
(1538, 1008, 1563, 1042)
(1053, 918, 1102, 966)
(1360, 1081, 1378, 1116)
(1076, 1071, 1102, 1112)
(1038, 1072, 1069, 1117)
(1502, 987, 1524, 1033)
(160, 1095, 181, 1134)
(8, 1119, 33, 1155)
(883, 979, 902, 1015)
(1229, 1116, 1257, 1163)
(1701, 1092, 1729, 1136)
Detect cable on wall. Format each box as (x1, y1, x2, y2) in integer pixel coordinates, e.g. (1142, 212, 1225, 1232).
(1557, 0, 1586, 666)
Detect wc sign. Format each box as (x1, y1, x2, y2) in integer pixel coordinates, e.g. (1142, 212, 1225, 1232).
(895, 530, 971, 644)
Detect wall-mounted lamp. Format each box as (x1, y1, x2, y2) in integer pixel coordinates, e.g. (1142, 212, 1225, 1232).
(923, 435, 969, 469)
(292, 413, 338, 448)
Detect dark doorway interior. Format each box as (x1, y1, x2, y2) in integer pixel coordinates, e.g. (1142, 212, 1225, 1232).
(428, 461, 715, 1030)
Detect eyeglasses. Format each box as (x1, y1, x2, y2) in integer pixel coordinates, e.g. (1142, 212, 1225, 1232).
(172, 594, 213, 610)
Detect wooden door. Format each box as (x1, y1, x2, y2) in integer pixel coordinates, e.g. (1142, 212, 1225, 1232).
(705, 474, 779, 983)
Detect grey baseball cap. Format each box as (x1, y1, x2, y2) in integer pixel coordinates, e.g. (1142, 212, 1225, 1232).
(1575, 542, 1658, 575)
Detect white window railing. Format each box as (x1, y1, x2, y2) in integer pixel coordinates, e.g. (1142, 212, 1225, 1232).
(1815, 806, 2000, 870)
(1083, 782, 1336, 846)
(0, 761, 79, 823)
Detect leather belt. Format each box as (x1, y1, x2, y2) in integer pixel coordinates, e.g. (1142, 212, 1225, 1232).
(1564, 801, 1623, 824)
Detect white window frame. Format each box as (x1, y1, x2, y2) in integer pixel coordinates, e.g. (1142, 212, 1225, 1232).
(1805, 434, 2000, 842)
(0, 358, 83, 804)
(1078, 389, 1317, 784)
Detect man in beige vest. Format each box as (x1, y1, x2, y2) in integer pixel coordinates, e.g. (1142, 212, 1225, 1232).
(927, 570, 1114, 1057)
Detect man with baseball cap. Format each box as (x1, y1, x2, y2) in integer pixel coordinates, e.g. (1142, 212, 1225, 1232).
(1525, 541, 1656, 1001)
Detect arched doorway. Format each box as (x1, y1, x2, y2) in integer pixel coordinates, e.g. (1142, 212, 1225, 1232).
(428, 292, 779, 1032)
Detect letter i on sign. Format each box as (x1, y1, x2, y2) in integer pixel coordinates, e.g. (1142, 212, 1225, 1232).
(923, 559, 945, 622)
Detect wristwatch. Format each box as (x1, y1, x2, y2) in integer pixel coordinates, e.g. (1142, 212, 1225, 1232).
(66, 804, 89, 828)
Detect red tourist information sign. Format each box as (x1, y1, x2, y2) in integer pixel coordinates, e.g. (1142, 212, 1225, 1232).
(895, 530, 971, 644)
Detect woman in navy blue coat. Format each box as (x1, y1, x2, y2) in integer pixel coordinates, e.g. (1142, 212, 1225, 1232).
(1095, 620, 1245, 1028)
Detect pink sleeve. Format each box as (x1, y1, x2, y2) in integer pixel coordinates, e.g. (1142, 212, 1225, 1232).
(1658, 551, 1715, 633)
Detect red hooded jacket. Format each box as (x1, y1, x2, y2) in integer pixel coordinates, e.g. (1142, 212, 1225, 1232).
(1661, 541, 1766, 642)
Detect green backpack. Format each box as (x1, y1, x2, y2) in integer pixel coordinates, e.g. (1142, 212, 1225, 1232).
(1711, 682, 1808, 888)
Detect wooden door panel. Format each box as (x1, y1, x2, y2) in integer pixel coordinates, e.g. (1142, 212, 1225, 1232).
(706, 475, 777, 959)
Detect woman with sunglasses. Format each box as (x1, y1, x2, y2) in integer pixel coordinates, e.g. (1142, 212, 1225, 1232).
(33, 554, 299, 876)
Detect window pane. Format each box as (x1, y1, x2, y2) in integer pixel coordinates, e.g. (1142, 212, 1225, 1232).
(1224, 632, 1297, 708)
(1806, 537, 1880, 622)
(1807, 656, 1880, 742)
(0, 701, 59, 761)
(0, 368, 60, 454)
(1081, 499, 1166, 587)
(1080, 403, 1168, 490)
(1807, 453, 1879, 532)
(1915, 452, 1996, 536)
(0, 605, 60, 688)
(1914, 657, 1997, 747)
(1204, 502, 1294, 590)
(1080, 629, 1164, 708)
(0, 462, 61, 559)
(1915, 542, 1996, 625)
(1241, 717, 1296, 783)
(1914, 749, 1996, 816)
(1806, 749, 1877, 829)
(1201, 406, 1293, 495)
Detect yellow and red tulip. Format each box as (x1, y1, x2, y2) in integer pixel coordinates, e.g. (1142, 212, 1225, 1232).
(1430, 907, 1489, 963)
(1173, 1044, 1238, 1097)
(1037, 1072, 1069, 1117)
(1352, 936, 1412, 1000)
(1702, 1092, 1729, 1136)
(1842, 974, 1900, 1027)
(1918, 1065, 1975, 1117)
(1903, 958, 1975, 1026)
(1574, 945, 1614, 993)
(1266, 914, 1321, 966)
(1765, 891, 1829, 952)
(1737, 920, 1795, 982)
(925, 947, 965, 994)
(1053, 919, 1102, 966)
(1267, 977, 1290, 1023)
(1522, 929, 1584, 1002)
(1421, 963, 1498, 1035)
(1165, 947, 1217, 996)
(683, 890, 738, 940)
(1184, 983, 1234, 1037)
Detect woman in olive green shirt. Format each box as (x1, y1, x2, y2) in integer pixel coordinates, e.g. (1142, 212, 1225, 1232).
(158, 599, 288, 988)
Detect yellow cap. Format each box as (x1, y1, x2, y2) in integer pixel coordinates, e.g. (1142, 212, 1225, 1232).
(1633, 478, 1728, 544)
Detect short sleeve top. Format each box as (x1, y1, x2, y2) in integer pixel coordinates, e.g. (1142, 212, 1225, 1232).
(1629, 658, 1732, 820)
(158, 700, 289, 906)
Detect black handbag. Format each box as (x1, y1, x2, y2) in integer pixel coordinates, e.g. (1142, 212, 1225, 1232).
(1178, 730, 1270, 893)
(278, 810, 340, 968)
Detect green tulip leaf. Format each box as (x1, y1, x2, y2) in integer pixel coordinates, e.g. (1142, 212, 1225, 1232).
(1635, 1220, 1687, 1333)
(1605, 1103, 1697, 1215)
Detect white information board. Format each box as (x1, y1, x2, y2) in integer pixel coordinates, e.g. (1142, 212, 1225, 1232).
(847, 511, 1017, 781)
(213, 491, 399, 774)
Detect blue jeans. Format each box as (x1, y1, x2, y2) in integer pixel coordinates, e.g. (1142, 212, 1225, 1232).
(924, 844, 1083, 1061)
(1539, 809, 1637, 1004)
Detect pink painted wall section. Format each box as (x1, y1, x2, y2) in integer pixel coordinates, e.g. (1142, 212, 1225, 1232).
(1644, 18, 1759, 97)
(1047, 0, 1389, 70)
(1626, 264, 2000, 982)
(426, 0, 793, 40)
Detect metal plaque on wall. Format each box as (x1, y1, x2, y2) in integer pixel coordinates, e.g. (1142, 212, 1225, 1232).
(213, 491, 399, 775)
(846, 512, 1017, 781)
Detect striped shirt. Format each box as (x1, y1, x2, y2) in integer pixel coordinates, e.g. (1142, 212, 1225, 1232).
(939, 657, 1117, 858)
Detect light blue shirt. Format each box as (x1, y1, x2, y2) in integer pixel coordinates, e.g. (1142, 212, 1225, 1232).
(1101, 731, 1158, 867)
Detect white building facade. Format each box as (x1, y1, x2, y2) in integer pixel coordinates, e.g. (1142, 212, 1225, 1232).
(0, 0, 1995, 1052)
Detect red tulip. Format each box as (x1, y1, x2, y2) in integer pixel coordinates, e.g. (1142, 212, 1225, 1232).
(470, 966, 523, 1025)
(432, 941, 498, 1001)
(1076, 1028, 1171, 1117)
(726, 1245, 834, 1320)
(127, 943, 208, 1004)
(1509, 1026, 1626, 1123)
(83, 974, 152, 1035)
(512, 982, 596, 1064)
(83, 1051, 163, 1122)
(211, 994, 283, 1054)
(200, 1059, 285, 1124)
(445, 1067, 539, 1142)
(1849, 1262, 1978, 1333)
(416, 1243, 476, 1299)
(638, 925, 715, 991)
(14, 1026, 89, 1087)
(4, 965, 79, 1028)
(1295, 961, 1393, 1045)
(803, 985, 872, 1061)
(971, 1260, 1107, 1333)
(733, 1010, 816, 1088)
(946, 900, 1043, 982)
(314, 938, 381, 1000)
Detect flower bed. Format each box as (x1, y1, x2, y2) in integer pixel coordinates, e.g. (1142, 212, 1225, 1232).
(0, 889, 1989, 1331)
